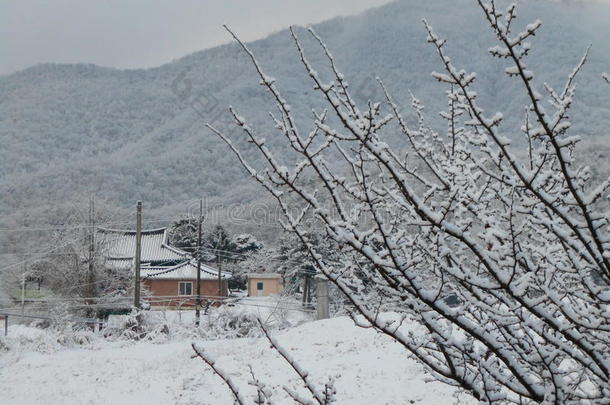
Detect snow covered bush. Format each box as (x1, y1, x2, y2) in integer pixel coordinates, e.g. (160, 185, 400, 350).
(210, 1, 610, 403)
(0, 337, 8, 353)
(0, 324, 98, 354)
(103, 310, 170, 342)
(100, 307, 267, 342)
(1, 325, 59, 354)
(202, 306, 262, 339)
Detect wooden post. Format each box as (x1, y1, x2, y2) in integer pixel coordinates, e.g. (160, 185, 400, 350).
(87, 195, 95, 317)
(306, 275, 312, 307)
(301, 275, 308, 307)
(195, 199, 202, 326)
(3, 315, 7, 336)
(134, 201, 142, 309)
(21, 272, 26, 322)
(217, 254, 222, 299)
(316, 277, 329, 320)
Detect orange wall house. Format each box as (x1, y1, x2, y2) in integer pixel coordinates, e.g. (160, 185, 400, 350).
(247, 273, 283, 297)
(143, 279, 229, 307)
(141, 260, 231, 307)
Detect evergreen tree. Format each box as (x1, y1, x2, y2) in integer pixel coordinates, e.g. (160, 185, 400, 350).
(167, 217, 199, 251)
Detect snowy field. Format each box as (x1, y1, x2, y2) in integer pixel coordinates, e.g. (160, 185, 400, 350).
(152, 296, 314, 327)
(0, 314, 474, 404)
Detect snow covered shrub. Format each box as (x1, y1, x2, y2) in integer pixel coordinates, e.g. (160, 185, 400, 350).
(103, 310, 170, 342)
(265, 297, 291, 328)
(4, 325, 58, 353)
(30, 318, 52, 329)
(55, 329, 97, 347)
(0, 337, 9, 353)
(202, 307, 262, 339)
(0, 325, 96, 354)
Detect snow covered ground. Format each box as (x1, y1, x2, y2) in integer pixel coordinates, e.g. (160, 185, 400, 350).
(153, 296, 314, 327)
(0, 315, 474, 404)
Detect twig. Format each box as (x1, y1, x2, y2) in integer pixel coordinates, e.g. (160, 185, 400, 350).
(191, 343, 247, 405)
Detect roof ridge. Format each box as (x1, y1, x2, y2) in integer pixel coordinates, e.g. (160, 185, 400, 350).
(156, 256, 224, 273)
(142, 259, 231, 277)
(161, 242, 189, 257)
(97, 226, 167, 234)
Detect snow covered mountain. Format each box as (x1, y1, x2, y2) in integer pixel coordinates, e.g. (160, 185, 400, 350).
(1, 0, 609, 226)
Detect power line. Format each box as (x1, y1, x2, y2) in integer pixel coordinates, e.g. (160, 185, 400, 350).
(0, 234, 87, 273)
(0, 218, 174, 233)
(180, 247, 324, 267)
(1, 300, 314, 314)
(0, 215, 289, 233)
(0, 252, 90, 257)
(0, 211, 139, 273)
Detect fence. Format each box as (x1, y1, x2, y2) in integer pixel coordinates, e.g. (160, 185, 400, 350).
(0, 282, 329, 337)
(0, 311, 106, 336)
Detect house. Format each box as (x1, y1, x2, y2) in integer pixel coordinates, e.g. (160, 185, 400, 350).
(98, 227, 231, 307)
(141, 261, 230, 307)
(246, 273, 283, 297)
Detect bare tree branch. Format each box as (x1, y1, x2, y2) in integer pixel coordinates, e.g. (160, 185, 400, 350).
(211, 3, 610, 403)
(191, 343, 247, 405)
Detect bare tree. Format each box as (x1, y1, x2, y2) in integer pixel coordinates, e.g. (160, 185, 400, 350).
(24, 200, 132, 317)
(208, 1, 610, 403)
(41, 229, 130, 302)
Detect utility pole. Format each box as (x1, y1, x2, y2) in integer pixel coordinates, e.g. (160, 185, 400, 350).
(307, 276, 313, 307)
(217, 252, 223, 299)
(21, 270, 26, 322)
(134, 201, 142, 309)
(302, 274, 309, 307)
(87, 195, 95, 317)
(316, 276, 329, 320)
(195, 199, 203, 326)
(301, 275, 307, 306)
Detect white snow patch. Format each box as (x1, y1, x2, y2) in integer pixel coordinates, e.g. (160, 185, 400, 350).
(0, 316, 474, 404)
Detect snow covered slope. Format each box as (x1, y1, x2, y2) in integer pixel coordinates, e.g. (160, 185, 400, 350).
(0, 317, 474, 404)
(1, 0, 608, 231)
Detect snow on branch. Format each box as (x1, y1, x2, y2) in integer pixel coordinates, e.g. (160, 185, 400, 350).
(258, 320, 334, 405)
(211, 3, 610, 403)
(192, 323, 337, 404)
(191, 343, 247, 405)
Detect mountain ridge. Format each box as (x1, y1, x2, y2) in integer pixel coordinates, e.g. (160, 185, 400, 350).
(1, 0, 609, 231)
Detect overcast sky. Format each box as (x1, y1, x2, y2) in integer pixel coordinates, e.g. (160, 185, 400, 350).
(0, 0, 393, 76)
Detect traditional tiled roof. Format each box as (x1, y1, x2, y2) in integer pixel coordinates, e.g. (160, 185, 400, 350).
(97, 227, 187, 264)
(98, 227, 231, 280)
(141, 261, 231, 280)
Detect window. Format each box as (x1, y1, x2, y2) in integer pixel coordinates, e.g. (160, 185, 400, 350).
(256, 282, 264, 291)
(179, 281, 193, 296)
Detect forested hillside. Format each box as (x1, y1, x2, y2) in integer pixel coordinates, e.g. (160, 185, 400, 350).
(1, 0, 609, 236)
